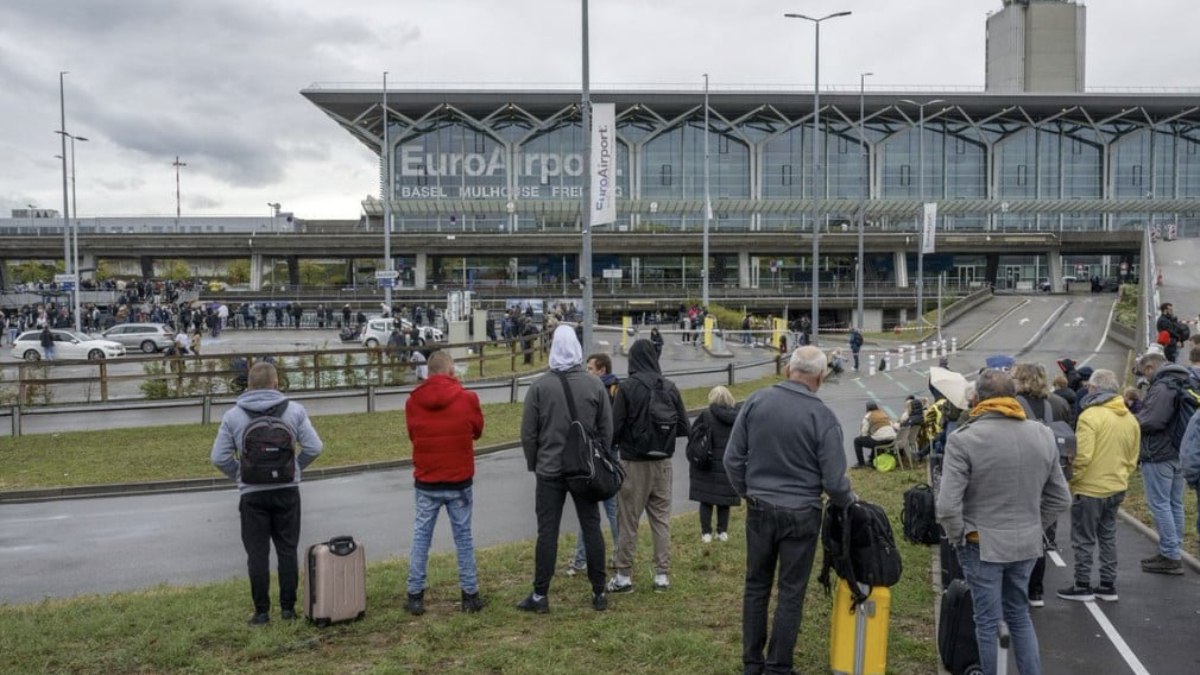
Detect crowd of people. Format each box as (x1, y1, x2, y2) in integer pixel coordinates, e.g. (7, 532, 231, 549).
(200, 296, 1200, 674)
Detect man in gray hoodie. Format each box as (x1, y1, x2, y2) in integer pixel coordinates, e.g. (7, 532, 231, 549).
(519, 325, 613, 613)
(211, 362, 324, 625)
(1135, 351, 1191, 574)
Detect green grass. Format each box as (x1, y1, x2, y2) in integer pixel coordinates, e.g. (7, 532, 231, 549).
(0, 376, 782, 492)
(0, 467, 937, 675)
(1113, 284, 1138, 329)
(1121, 468, 1199, 556)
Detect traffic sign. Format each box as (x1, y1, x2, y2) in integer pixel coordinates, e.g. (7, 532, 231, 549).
(375, 270, 399, 280)
(54, 274, 77, 285)
(602, 268, 622, 279)
(377, 278, 395, 288)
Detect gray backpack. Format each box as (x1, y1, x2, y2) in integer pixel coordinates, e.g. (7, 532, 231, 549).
(1018, 395, 1076, 480)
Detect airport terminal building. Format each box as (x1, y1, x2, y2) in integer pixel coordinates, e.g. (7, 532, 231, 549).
(301, 84, 1200, 287)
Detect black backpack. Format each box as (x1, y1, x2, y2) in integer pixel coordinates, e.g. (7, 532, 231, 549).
(626, 376, 680, 460)
(1167, 375, 1200, 452)
(240, 401, 297, 484)
(819, 500, 903, 610)
(1017, 395, 1077, 480)
(901, 483, 941, 545)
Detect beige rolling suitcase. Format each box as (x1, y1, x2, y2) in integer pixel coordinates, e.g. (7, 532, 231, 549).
(302, 536, 366, 626)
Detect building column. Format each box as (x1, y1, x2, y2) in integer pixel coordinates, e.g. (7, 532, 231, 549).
(414, 252, 428, 290)
(249, 253, 263, 291)
(0, 260, 8, 290)
(140, 256, 154, 279)
(1047, 250, 1064, 293)
(738, 251, 751, 289)
(286, 255, 300, 287)
(862, 308, 883, 333)
(79, 253, 97, 281)
(893, 251, 909, 288)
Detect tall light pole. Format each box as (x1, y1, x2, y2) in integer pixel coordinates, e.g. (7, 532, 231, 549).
(173, 156, 187, 232)
(64, 133, 88, 332)
(58, 71, 71, 285)
(381, 71, 393, 310)
(857, 72, 873, 331)
(580, 0, 594, 351)
(702, 73, 711, 309)
(785, 10, 851, 346)
(900, 98, 944, 328)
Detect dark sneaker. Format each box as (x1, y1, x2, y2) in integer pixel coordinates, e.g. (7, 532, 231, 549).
(516, 593, 549, 614)
(1092, 585, 1118, 602)
(605, 576, 633, 594)
(1141, 553, 1167, 565)
(404, 591, 426, 616)
(461, 591, 485, 613)
(280, 609, 297, 621)
(1056, 585, 1094, 602)
(592, 592, 608, 611)
(247, 612, 270, 626)
(1142, 557, 1185, 575)
(1029, 592, 1045, 608)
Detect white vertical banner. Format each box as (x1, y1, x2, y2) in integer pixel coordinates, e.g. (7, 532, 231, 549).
(590, 103, 616, 226)
(922, 202, 938, 254)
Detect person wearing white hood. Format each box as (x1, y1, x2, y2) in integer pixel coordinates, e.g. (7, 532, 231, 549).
(519, 325, 614, 613)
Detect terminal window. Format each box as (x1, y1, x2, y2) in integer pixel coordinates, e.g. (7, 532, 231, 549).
(781, 164, 793, 186)
(661, 164, 672, 187)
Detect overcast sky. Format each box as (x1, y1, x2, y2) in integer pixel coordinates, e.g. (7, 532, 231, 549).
(1, 0, 1195, 221)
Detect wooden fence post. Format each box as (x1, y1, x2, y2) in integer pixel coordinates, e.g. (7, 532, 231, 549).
(99, 361, 109, 402)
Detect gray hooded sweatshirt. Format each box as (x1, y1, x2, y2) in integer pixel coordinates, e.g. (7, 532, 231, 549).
(210, 388, 324, 494)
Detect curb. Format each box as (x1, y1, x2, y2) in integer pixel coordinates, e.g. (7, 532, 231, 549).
(1117, 508, 1200, 574)
(0, 441, 523, 504)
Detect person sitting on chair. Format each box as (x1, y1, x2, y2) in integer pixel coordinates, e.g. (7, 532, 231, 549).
(853, 400, 896, 469)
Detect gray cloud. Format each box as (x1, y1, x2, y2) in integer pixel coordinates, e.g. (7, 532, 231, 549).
(0, 0, 1195, 219)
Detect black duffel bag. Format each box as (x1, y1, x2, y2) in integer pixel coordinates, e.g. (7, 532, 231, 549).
(556, 374, 624, 502)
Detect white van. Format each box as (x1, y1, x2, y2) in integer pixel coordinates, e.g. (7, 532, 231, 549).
(360, 317, 444, 347)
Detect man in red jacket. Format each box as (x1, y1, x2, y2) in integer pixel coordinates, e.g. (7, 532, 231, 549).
(403, 350, 486, 615)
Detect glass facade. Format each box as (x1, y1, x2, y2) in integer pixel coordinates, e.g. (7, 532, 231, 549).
(345, 93, 1200, 235)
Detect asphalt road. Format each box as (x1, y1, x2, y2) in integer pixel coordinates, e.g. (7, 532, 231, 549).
(1156, 236, 1200, 327)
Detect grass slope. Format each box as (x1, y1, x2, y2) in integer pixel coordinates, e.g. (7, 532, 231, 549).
(0, 469, 937, 675)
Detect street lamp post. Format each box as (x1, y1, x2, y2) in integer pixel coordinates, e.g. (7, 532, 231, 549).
(702, 73, 711, 309)
(857, 72, 873, 331)
(381, 71, 393, 310)
(173, 156, 187, 232)
(56, 130, 88, 332)
(785, 10, 852, 346)
(580, 0, 594, 351)
(57, 72, 71, 292)
(899, 98, 945, 328)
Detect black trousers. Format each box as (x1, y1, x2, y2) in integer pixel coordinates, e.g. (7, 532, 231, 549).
(699, 503, 731, 535)
(239, 487, 301, 614)
(534, 476, 606, 596)
(853, 436, 889, 467)
(1027, 522, 1058, 596)
(742, 499, 821, 675)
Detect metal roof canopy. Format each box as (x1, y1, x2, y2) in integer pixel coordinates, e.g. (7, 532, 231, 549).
(363, 197, 1200, 219)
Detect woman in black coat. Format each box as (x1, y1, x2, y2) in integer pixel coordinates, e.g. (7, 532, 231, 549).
(686, 385, 742, 542)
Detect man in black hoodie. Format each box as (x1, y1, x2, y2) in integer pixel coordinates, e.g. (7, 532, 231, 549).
(606, 339, 689, 594)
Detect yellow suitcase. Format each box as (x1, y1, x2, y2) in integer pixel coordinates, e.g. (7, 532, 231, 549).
(830, 580, 890, 675)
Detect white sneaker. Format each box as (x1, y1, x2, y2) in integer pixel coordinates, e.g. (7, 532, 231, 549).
(717, 532, 729, 542)
(701, 533, 713, 544)
(653, 574, 670, 591)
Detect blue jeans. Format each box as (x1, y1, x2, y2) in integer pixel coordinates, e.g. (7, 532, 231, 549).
(572, 496, 618, 568)
(406, 487, 478, 595)
(1142, 460, 1185, 559)
(958, 543, 1040, 675)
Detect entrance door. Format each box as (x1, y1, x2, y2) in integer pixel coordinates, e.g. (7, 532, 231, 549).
(1004, 265, 1022, 290)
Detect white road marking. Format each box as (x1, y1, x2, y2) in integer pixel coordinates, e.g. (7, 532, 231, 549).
(2, 514, 69, 524)
(1083, 601, 1152, 675)
(1080, 298, 1119, 368)
(1048, 550, 1066, 568)
(1020, 318, 1031, 325)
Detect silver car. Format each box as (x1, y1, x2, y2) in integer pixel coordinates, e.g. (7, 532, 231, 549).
(101, 323, 176, 353)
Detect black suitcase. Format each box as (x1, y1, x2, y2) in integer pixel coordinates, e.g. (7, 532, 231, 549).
(939, 578, 981, 675)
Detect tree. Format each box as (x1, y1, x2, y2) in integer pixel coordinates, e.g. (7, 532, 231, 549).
(9, 260, 57, 284)
(225, 259, 251, 284)
(161, 259, 192, 281)
(299, 260, 330, 287)
(96, 259, 116, 281)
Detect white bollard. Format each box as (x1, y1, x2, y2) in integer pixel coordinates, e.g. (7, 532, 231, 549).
(941, 340, 948, 358)
(952, 336, 958, 354)
(868, 353, 876, 376)
(909, 345, 917, 366)
(922, 342, 929, 361)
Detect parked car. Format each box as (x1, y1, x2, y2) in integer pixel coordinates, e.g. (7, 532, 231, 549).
(361, 317, 444, 348)
(10, 330, 127, 361)
(101, 323, 176, 353)
(1039, 275, 1077, 292)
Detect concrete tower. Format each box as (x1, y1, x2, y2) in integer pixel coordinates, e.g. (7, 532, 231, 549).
(986, 0, 1086, 93)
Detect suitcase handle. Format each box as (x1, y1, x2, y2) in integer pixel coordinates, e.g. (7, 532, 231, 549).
(327, 536, 357, 556)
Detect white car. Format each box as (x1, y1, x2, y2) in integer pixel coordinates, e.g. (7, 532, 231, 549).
(361, 317, 444, 348)
(10, 329, 128, 361)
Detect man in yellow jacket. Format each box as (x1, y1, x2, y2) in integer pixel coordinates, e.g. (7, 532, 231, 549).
(1057, 369, 1141, 603)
